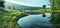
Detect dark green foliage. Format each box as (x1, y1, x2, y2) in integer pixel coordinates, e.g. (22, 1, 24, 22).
(42, 5, 46, 9)
(50, 0, 60, 28)
(50, 0, 60, 10)
(0, 0, 4, 7)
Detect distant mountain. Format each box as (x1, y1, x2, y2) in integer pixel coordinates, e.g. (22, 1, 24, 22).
(4, 2, 42, 11)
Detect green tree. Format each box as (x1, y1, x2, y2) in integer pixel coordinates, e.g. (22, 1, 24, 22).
(0, 0, 4, 7)
(42, 5, 46, 9)
(50, 0, 60, 28)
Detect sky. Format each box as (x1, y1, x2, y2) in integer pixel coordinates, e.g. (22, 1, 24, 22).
(5, 0, 50, 8)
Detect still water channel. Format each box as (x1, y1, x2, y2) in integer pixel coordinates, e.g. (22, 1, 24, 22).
(17, 13, 54, 28)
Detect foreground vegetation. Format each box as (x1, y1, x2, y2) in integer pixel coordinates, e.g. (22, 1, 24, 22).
(0, 8, 27, 28)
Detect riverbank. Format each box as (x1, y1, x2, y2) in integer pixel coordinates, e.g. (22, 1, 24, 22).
(0, 8, 27, 28)
(24, 9, 52, 13)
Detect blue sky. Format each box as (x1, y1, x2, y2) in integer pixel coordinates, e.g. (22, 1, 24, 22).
(5, 0, 50, 8)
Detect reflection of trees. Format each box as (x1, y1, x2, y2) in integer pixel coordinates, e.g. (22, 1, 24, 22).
(50, 0, 60, 28)
(51, 12, 60, 28)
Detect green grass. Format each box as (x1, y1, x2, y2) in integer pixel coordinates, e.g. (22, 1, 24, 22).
(24, 9, 60, 13)
(0, 8, 27, 28)
(24, 9, 52, 13)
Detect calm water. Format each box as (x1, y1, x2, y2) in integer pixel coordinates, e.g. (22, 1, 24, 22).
(17, 13, 53, 28)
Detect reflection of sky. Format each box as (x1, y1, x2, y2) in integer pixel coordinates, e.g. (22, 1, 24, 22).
(5, 0, 50, 8)
(17, 13, 51, 28)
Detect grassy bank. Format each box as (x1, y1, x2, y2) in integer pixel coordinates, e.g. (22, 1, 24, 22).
(24, 9, 60, 13)
(24, 9, 52, 13)
(0, 8, 27, 28)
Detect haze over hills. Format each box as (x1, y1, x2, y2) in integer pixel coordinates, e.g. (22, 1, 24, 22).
(4, 1, 42, 11)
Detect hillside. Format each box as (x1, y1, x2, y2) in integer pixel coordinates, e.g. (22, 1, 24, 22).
(5, 2, 41, 11)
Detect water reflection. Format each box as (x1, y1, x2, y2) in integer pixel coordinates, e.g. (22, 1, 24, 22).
(17, 13, 53, 28)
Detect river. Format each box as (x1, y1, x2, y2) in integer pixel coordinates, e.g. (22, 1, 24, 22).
(17, 13, 55, 28)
